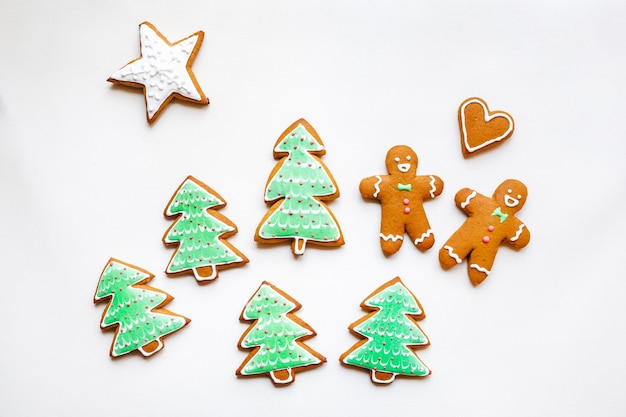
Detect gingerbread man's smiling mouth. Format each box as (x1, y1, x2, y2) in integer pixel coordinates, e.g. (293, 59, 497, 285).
(397, 163, 410, 173)
(504, 194, 519, 208)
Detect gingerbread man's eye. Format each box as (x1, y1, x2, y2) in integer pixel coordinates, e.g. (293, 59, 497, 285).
(517, 194, 522, 199)
(406, 156, 411, 161)
(394, 157, 400, 162)
(507, 189, 512, 193)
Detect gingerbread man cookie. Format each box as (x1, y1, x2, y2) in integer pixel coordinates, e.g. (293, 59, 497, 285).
(438, 179, 531, 285)
(359, 145, 444, 255)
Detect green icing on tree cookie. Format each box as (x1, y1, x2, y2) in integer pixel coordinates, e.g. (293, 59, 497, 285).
(255, 119, 344, 255)
(164, 176, 248, 282)
(237, 281, 326, 384)
(94, 259, 189, 357)
(340, 277, 430, 384)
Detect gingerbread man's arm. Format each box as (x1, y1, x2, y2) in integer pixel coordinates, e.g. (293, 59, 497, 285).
(506, 221, 530, 249)
(359, 175, 386, 200)
(454, 188, 490, 214)
(417, 175, 444, 200)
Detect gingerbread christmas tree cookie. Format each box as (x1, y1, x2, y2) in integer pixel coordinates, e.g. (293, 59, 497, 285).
(340, 277, 430, 384)
(236, 281, 326, 385)
(94, 258, 190, 357)
(163, 176, 248, 283)
(255, 118, 344, 255)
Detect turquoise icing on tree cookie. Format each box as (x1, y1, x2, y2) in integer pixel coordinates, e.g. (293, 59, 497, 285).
(94, 259, 189, 357)
(255, 119, 344, 255)
(340, 277, 430, 384)
(164, 176, 248, 282)
(237, 281, 326, 384)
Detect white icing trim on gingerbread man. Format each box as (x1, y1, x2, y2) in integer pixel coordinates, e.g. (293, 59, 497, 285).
(460, 191, 477, 209)
(470, 264, 491, 275)
(443, 245, 462, 264)
(373, 175, 383, 198)
(380, 233, 404, 242)
(414, 229, 433, 245)
(510, 224, 526, 242)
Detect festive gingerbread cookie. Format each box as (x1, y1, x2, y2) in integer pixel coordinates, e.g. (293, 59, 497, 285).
(359, 145, 444, 255)
(94, 258, 190, 357)
(438, 179, 531, 285)
(255, 118, 344, 255)
(163, 175, 248, 283)
(340, 277, 430, 384)
(108, 22, 209, 123)
(458, 97, 514, 156)
(236, 281, 326, 385)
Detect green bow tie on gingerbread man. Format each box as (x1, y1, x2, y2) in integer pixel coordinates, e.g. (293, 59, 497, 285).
(491, 207, 508, 223)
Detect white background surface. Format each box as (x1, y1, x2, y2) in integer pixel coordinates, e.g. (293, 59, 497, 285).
(1, 1, 626, 416)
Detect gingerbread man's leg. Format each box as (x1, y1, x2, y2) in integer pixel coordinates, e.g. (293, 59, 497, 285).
(438, 230, 474, 270)
(406, 220, 435, 252)
(379, 216, 405, 255)
(466, 246, 497, 286)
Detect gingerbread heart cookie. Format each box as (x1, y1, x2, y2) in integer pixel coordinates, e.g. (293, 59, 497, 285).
(458, 97, 514, 156)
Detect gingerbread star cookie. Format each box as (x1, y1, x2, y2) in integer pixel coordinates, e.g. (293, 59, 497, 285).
(458, 97, 514, 156)
(108, 22, 209, 123)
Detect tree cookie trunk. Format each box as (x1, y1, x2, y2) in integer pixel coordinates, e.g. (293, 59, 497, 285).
(292, 238, 307, 255)
(371, 370, 396, 384)
(195, 265, 217, 281)
(139, 339, 163, 357)
(270, 368, 294, 384)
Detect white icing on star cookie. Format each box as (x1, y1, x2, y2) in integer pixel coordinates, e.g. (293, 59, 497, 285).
(108, 22, 209, 123)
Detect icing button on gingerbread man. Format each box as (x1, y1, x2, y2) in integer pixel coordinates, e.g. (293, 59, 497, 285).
(438, 179, 531, 286)
(359, 145, 444, 255)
